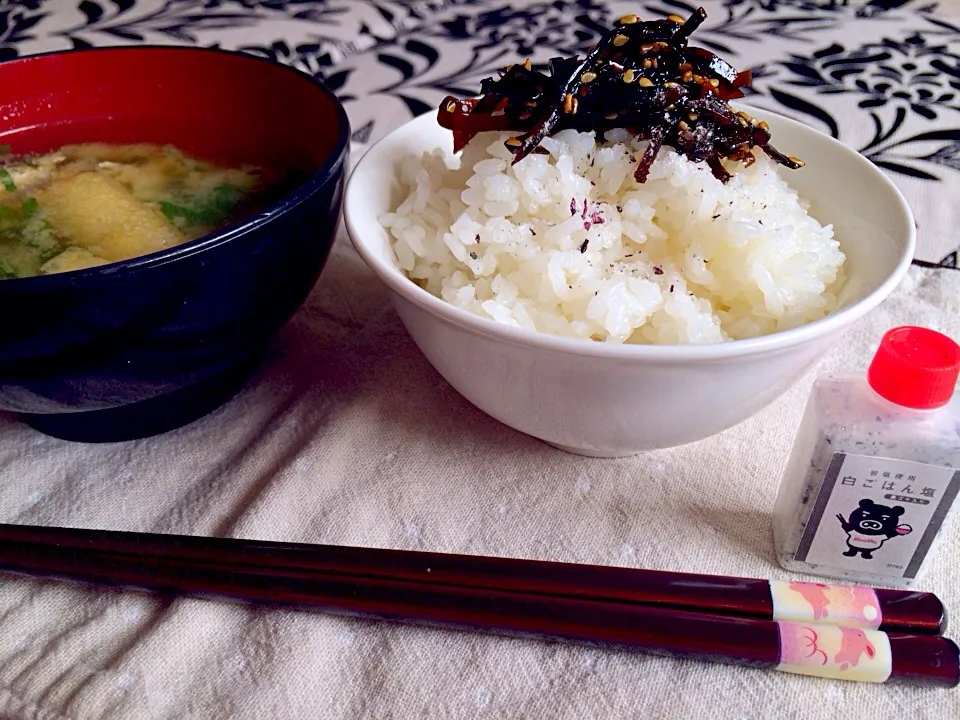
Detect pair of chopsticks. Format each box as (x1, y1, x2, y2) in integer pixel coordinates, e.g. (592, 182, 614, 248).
(0, 523, 956, 688)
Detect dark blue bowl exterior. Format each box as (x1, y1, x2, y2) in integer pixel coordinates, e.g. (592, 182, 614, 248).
(0, 166, 345, 418)
(0, 46, 351, 440)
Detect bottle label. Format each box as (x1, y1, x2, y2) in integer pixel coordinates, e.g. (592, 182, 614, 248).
(795, 452, 960, 579)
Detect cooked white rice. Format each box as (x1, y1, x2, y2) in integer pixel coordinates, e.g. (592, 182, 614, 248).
(380, 128, 845, 344)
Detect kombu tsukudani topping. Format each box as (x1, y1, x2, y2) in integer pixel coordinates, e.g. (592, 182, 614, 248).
(436, 7, 804, 183)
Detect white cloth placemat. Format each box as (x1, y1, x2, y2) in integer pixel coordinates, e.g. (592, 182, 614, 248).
(0, 231, 957, 718)
(2, 2, 960, 718)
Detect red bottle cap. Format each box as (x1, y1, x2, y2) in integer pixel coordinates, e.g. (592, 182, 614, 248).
(867, 326, 960, 409)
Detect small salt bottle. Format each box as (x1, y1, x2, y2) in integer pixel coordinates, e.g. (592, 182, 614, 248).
(773, 326, 960, 588)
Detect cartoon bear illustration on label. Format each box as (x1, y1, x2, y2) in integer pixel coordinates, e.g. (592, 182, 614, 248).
(836, 499, 912, 559)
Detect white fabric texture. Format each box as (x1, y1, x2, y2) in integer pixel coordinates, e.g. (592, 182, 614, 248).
(1, 1, 960, 717)
(0, 237, 958, 718)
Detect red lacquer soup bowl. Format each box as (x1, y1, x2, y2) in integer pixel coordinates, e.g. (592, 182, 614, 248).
(0, 46, 349, 441)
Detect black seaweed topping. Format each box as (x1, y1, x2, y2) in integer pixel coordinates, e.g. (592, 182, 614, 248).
(437, 8, 804, 183)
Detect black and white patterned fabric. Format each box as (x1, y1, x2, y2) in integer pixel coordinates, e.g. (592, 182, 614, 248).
(2, 0, 958, 267)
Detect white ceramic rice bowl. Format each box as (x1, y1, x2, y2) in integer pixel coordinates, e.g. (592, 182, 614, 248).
(344, 107, 915, 457)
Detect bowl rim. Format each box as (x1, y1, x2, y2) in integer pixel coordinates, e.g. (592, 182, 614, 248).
(0, 44, 351, 293)
(345, 105, 917, 362)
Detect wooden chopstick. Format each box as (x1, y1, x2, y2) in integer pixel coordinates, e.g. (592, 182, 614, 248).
(0, 526, 956, 687)
(0, 523, 944, 635)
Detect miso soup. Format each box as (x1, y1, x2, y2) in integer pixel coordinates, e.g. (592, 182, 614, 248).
(0, 143, 296, 278)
